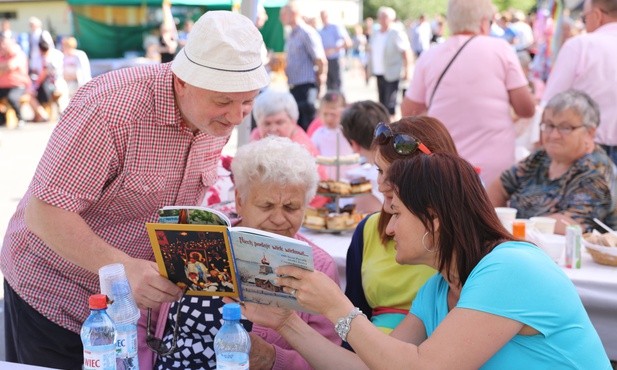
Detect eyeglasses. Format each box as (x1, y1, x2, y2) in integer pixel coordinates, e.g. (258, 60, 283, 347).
(373, 122, 432, 155)
(146, 291, 185, 357)
(539, 122, 585, 135)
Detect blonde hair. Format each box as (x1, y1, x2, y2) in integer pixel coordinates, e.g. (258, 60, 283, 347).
(62, 36, 78, 50)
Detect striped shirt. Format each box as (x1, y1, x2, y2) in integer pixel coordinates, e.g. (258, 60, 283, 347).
(0, 63, 228, 333)
(285, 22, 325, 86)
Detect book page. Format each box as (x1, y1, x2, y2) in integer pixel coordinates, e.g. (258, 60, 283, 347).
(158, 206, 231, 226)
(146, 223, 240, 297)
(229, 228, 315, 312)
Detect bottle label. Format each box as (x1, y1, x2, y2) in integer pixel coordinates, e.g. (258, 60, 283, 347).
(216, 352, 249, 370)
(83, 344, 116, 370)
(115, 323, 138, 357)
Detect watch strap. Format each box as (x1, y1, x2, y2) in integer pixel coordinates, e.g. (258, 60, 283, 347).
(334, 307, 366, 342)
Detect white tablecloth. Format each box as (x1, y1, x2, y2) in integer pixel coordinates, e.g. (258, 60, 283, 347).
(301, 229, 617, 360)
(300, 228, 353, 290)
(562, 252, 617, 360)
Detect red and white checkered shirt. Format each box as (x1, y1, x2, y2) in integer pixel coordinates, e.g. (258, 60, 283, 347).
(0, 63, 228, 333)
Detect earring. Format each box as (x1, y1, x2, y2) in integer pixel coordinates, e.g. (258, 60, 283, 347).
(422, 231, 434, 252)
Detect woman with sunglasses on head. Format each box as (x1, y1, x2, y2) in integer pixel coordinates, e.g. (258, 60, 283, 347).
(342, 114, 458, 337)
(487, 89, 616, 235)
(233, 153, 611, 369)
(140, 136, 341, 369)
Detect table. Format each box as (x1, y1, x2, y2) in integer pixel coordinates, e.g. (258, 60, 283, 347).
(562, 252, 617, 360)
(301, 228, 353, 290)
(301, 229, 617, 361)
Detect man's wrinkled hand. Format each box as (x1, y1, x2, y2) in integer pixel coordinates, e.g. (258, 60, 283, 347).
(249, 333, 276, 370)
(123, 257, 183, 309)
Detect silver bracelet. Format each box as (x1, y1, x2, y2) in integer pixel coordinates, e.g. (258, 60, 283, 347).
(334, 307, 366, 342)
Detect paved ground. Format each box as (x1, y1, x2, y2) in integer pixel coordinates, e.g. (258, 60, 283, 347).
(0, 66, 378, 361)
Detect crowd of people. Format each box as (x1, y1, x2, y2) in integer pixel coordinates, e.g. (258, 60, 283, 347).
(1, 0, 616, 368)
(0, 16, 91, 127)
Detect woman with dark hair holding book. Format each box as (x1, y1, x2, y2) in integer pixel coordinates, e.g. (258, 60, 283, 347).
(236, 153, 610, 368)
(140, 136, 341, 370)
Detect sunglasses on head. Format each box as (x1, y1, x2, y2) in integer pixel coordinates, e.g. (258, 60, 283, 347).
(146, 290, 185, 357)
(373, 122, 432, 155)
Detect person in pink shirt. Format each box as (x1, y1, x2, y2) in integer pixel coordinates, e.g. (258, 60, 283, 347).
(401, 0, 535, 185)
(310, 91, 359, 180)
(540, 0, 617, 164)
(250, 88, 328, 180)
(0, 36, 29, 126)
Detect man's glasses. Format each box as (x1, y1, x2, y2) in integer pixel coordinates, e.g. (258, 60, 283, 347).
(146, 291, 185, 357)
(539, 122, 585, 135)
(373, 122, 432, 155)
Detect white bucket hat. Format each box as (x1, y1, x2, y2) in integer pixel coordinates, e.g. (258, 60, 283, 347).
(172, 11, 270, 93)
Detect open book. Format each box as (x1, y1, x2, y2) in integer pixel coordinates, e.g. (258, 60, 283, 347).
(146, 207, 314, 312)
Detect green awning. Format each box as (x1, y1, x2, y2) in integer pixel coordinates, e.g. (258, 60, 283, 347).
(67, 0, 233, 6)
(67, 0, 285, 6)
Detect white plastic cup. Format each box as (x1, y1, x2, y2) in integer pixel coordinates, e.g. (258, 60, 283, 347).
(530, 217, 557, 234)
(495, 207, 518, 232)
(538, 234, 565, 263)
(98, 263, 140, 324)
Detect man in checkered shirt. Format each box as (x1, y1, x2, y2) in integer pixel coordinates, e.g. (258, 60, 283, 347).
(0, 11, 269, 369)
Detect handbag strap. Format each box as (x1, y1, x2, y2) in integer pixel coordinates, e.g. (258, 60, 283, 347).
(428, 35, 477, 108)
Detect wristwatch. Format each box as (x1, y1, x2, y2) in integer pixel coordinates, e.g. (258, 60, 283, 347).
(334, 307, 366, 342)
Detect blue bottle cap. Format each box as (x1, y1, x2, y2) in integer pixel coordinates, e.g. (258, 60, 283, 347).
(222, 303, 242, 321)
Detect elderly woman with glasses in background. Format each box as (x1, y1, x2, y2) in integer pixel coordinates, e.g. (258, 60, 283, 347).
(140, 136, 341, 370)
(488, 89, 616, 234)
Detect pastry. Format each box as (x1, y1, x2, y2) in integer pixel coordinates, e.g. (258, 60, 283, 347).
(316, 153, 360, 165)
(318, 180, 352, 195)
(349, 178, 372, 194)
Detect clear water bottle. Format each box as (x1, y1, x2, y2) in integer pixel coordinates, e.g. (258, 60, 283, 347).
(99, 264, 140, 370)
(81, 294, 117, 370)
(214, 303, 251, 370)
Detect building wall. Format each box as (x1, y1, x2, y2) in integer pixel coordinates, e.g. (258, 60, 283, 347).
(294, 0, 361, 27)
(0, 1, 71, 36)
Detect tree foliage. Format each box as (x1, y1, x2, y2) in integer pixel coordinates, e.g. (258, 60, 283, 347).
(363, 0, 538, 21)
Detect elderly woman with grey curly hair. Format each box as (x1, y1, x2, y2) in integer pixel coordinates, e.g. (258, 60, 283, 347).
(488, 89, 616, 235)
(143, 136, 341, 370)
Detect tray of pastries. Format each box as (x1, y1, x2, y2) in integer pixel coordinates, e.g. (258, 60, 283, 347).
(317, 178, 372, 196)
(316, 153, 360, 166)
(303, 204, 364, 233)
(582, 232, 617, 266)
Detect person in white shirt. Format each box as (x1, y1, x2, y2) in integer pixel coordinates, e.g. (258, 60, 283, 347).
(311, 91, 357, 180)
(409, 14, 432, 57)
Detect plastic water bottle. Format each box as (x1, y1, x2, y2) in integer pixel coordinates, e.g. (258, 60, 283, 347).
(99, 264, 140, 370)
(214, 303, 251, 369)
(81, 294, 117, 370)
